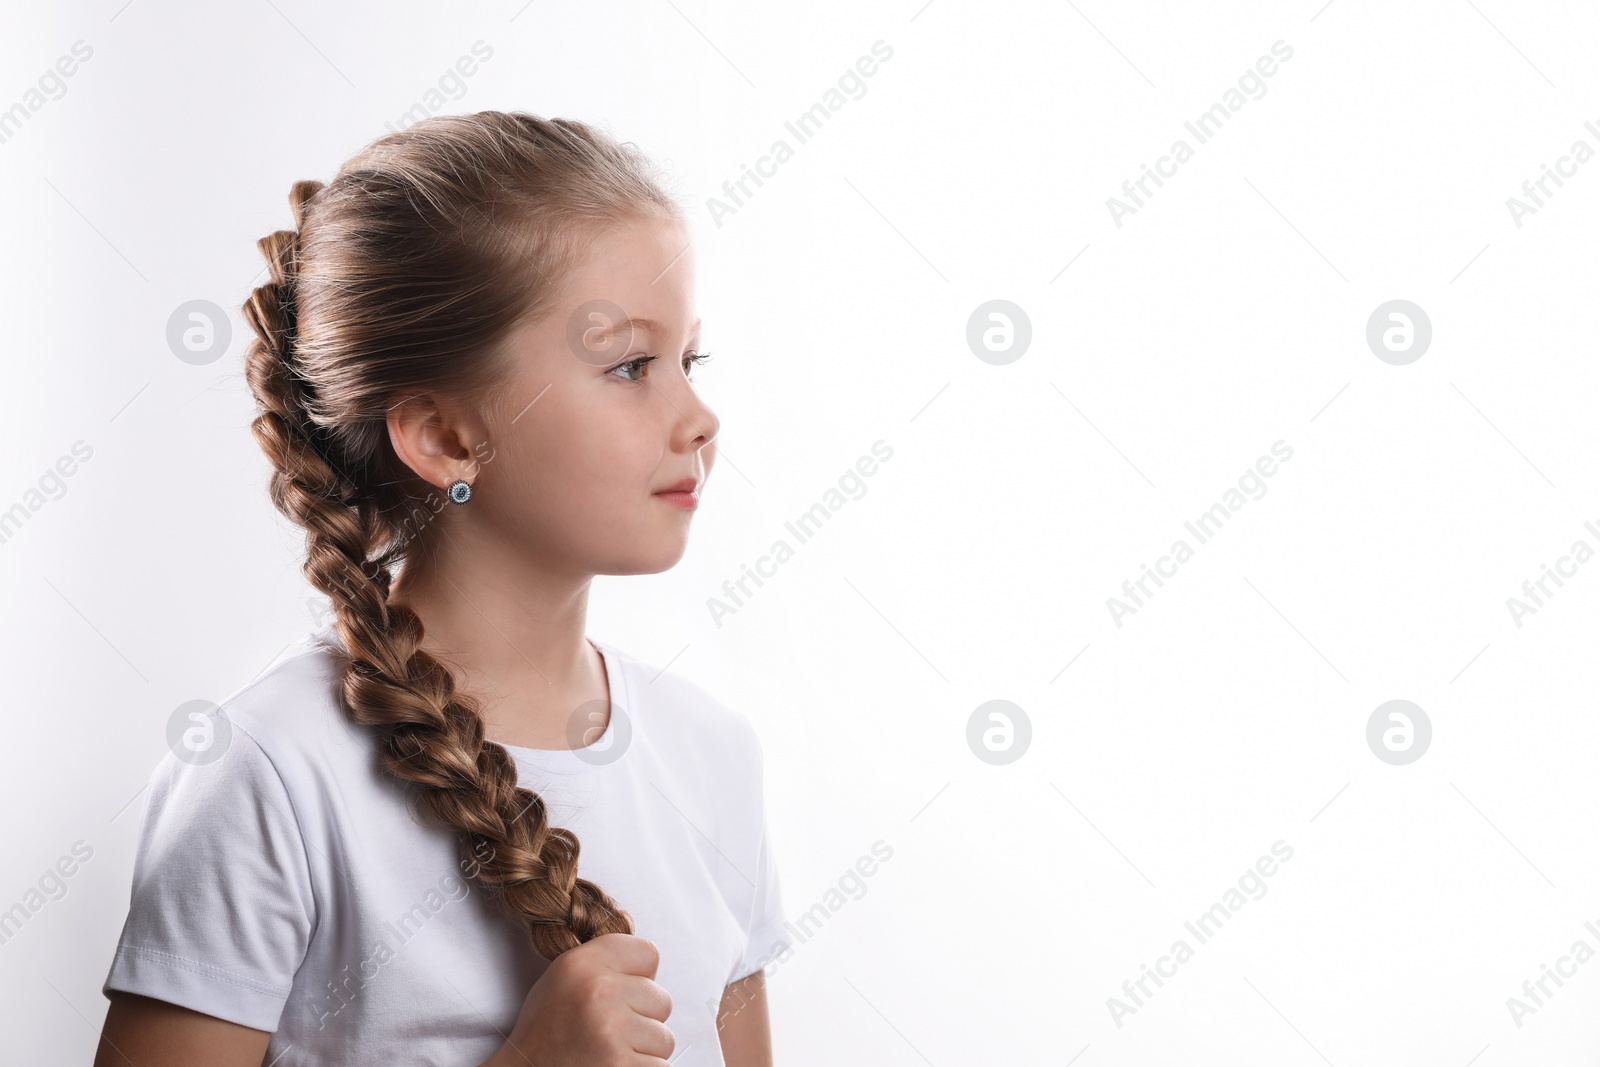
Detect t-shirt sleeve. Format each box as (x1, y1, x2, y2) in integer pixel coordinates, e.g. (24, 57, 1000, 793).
(729, 727, 792, 983)
(102, 721, 316, 1032)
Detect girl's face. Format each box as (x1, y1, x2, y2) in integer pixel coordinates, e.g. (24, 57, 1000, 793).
(474, 215, 720, 576)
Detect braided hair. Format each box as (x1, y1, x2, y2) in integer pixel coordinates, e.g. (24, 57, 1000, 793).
(240, 112, 682, 959)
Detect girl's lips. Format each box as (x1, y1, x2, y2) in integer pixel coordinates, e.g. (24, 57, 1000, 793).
(654, 490, 699, 509)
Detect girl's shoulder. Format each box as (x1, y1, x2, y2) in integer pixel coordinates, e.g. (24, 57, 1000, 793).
(213, 628, 770, 785)
(199, 625, 380, 786)
(595, 638, 766, 767)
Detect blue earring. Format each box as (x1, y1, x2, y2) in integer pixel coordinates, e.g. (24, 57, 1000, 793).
(447, 479, 472, 505)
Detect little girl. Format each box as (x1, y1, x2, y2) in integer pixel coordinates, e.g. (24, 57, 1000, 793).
(96, 112, 790, 1067)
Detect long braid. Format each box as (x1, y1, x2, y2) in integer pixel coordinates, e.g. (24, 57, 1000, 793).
(239, 116, 673, 957)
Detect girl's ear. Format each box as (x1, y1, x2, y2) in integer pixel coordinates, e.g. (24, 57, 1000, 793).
(387, 393, 482, 490)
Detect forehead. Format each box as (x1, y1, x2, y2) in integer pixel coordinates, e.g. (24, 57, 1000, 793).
(566, 216, 696, 318)
(543, 217, 698, 361)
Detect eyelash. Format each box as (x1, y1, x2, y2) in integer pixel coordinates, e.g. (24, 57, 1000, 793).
(609, 350, 713, 383)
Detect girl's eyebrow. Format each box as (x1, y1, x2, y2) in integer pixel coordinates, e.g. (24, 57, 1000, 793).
(601, 316, 703, 339)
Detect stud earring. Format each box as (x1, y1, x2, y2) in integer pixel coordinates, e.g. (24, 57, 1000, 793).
(447, 478, 472, 505)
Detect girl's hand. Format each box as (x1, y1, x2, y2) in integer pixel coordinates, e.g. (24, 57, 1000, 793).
(482, 932, 675, 1067)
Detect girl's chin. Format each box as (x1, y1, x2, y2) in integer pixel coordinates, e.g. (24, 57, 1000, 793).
(598, 537, 692, 576)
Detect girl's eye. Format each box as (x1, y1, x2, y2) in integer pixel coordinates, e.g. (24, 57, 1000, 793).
(609, 351, 713, 383)
(609, 355, 656, 382)
(683, 350, 713, 377)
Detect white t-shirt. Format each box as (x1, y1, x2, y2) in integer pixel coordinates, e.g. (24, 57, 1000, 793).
(102, 623, 793, 1067)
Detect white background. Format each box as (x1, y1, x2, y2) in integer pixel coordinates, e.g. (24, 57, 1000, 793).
(3, 0, 1599, 1063)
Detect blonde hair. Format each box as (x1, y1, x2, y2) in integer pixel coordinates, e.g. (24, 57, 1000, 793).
(241, 111, 681, 959)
